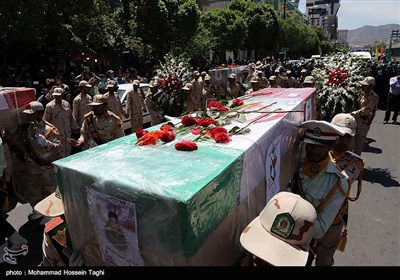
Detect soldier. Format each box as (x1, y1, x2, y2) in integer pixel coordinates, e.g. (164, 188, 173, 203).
(191, 71, 203, 110)
(328, 113, 365, 258)
(67, 95, 124, 149)
(290, 120, 349, 267)
(284, 70, 297, 88)
(3, 101, 62, 220)
(299, 69, 308, 85)
(144, 81, 163, 126)
(104, 80, 128, 120)
(72, 80, 93, 130)
(202, 75, 218, 109)
(268, 76, 280, 88)
(43, 87, 79, 158)
(256, 71, 269, 89)
(351, 77, 379, 155)
(245, 79, 260, 95)
(182, 83, 196, 113)
(200, 71, 207, 82)
(226, 74, 240, 99)
(125, 80, 146, 134)
(302, 76, 315, 88)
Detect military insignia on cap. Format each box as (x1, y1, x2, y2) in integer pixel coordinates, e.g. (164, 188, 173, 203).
(271, 213, 295, 239)
(312, 127, 321, 137)
(344, 117, 351, 127)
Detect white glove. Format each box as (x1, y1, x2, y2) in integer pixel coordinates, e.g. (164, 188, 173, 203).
(36, 133, 48, 148)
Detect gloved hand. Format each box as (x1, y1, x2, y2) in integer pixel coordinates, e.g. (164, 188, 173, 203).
(36, 133, 48, 148)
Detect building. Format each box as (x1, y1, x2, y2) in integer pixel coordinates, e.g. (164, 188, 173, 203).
(305, 0, 340, 40)
(336, 29, 349, 47)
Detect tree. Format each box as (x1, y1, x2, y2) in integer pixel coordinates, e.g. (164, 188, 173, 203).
(135, 0, 200, 60)
(244, 3, 279, 55)
(201, 8, 246, 62)
(228, 0, 279, 58)
(278, 13, 320, 58)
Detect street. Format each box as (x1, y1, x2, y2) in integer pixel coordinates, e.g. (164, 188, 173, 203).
(3, 109, 400, 267)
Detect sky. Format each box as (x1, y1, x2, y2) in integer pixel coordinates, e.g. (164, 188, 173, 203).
(299, 0, 400, 30)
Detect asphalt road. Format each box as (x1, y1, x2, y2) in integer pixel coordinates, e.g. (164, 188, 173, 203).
(3, 109, 400, 267)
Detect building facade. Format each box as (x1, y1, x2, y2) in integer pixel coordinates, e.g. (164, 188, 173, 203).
(305, 0, 340, 40)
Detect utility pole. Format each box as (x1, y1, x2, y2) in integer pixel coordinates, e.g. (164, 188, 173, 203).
(284, 0, 287, 20)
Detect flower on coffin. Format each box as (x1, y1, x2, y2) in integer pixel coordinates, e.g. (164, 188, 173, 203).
(135, 124, 175, 146)
(207, 101, 229, 111)
(174, 140, 198, 151)
(205, 127, 231, 143)
(231, 98, 244, 107)
(135, 129, 148, 138)
(135, 98, 280, 151)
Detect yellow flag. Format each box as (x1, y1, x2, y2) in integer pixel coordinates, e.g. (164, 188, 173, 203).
(375, 46, 379, 60)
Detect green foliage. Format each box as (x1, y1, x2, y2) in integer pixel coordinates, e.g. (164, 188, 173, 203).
(244, 3, 279, 51)
(201, 8, 246, 53)
(135, 0, 200, 59)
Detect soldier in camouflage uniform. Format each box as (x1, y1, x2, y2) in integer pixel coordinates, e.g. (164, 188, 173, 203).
(256, 71, 269, 89)
(125, 80, 146, 134)
(202, 75, 218, 109)
(182, 83, 196, 113)
(3, 101, 62, 215)
(351, 77, 379, 155)
(226, 74, 240, 99)
(104, 80, 128, 120)
(191, 71, 203, 110)
(43, 87, 79, 158)
(67, 94, 124, 149)
(72, 80, 93, 130)
(144, 82, 163, 126)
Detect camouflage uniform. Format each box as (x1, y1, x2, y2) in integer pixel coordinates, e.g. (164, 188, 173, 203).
(226, 80, 240, 99)
(352, 90, 379, 155)
(202, 82, 218, 108)
(257, 76, 269, 89)
(80, 111, 124, 148)
(144, 90, 163, 126)
(191, 78, 203, 110)
(105, 92, 125, 120)
(126, 89, 145, 132)
(72, 93, 93, 129)
(3, 120, 61, 207)
(43, 100, 78, 158)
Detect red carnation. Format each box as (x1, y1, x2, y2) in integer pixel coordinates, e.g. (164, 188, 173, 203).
(181, 116, 198, 127)
(175, 140, 198, 151)
(209, 127, 228, 137)
(160, 130, 175, 143)
(213, 132, 231, 143)
(136, 129, 148, 138)
(197, 118, 218, 127)
(160, 124, 173, 131)
(232, 98, 244, 107)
